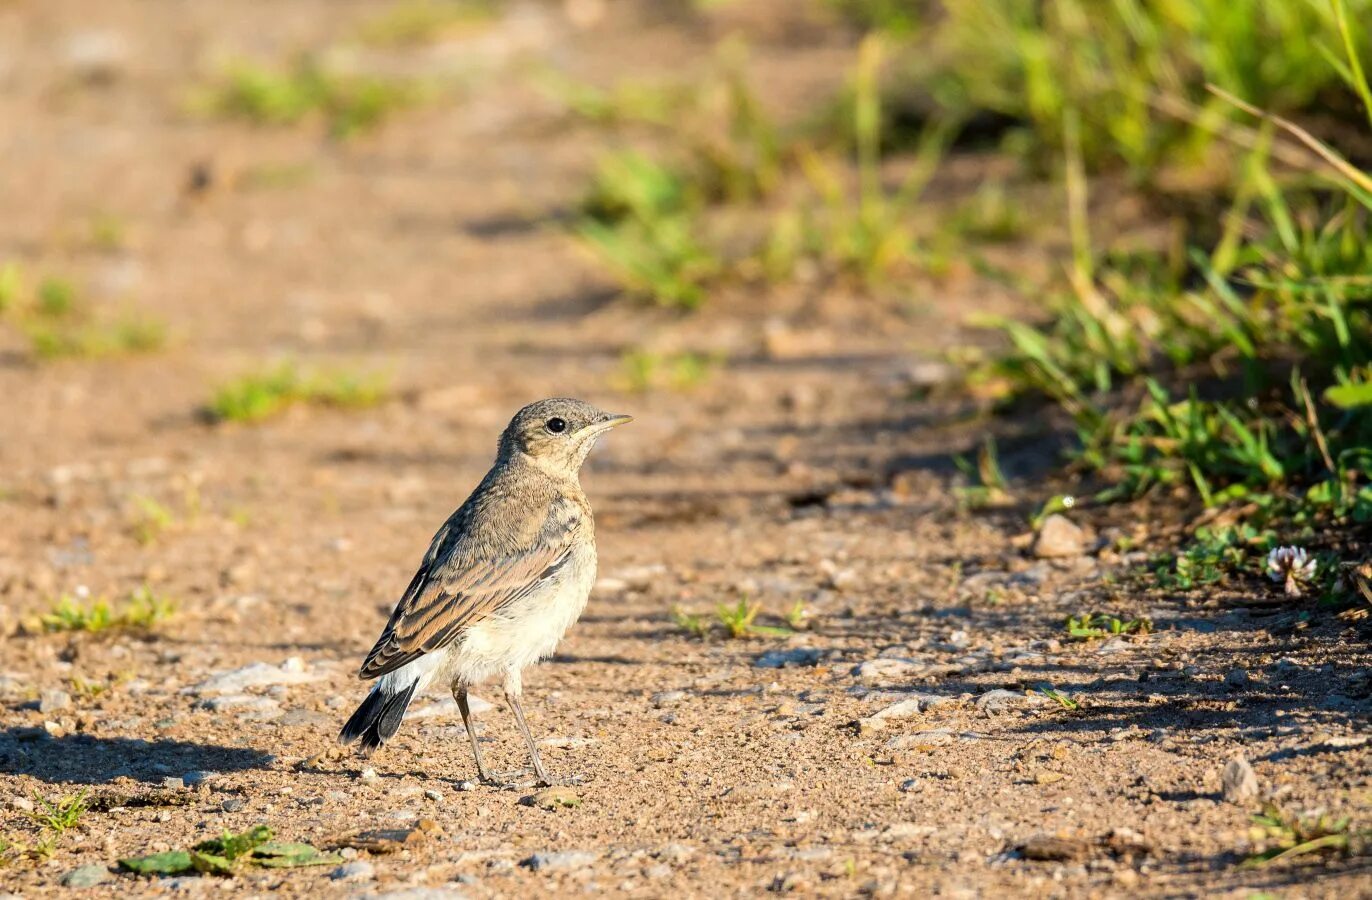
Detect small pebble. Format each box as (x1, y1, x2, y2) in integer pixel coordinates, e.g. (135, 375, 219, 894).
(220, 798, 246, 812)
(39, 690, 72, 714)
(359, 767, 379, 783)
(1221, 756, 1260, 803)
(651, 690, 686, 709)
(330, 860, 376, 882)
(61, 865, 112, 888)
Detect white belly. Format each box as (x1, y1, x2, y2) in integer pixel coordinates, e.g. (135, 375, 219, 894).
(390, 541, 597, 692)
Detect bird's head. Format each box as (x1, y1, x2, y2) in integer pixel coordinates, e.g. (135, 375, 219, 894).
(498, 398, 631, 478)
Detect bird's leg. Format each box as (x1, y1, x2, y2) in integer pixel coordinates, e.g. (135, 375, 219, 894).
(452, 683, 493, 784)
(504, 683, 553, 786)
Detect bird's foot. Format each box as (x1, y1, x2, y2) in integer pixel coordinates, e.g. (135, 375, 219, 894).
(482, 767, 538, 789)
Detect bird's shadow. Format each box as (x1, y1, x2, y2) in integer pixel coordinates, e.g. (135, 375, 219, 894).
(0, 730, 274, 785)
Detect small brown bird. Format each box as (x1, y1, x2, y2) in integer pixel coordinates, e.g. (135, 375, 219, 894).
(339, 398, 631, 785)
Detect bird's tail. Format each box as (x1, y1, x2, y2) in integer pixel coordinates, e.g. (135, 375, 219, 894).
(338, 680, 418, 756)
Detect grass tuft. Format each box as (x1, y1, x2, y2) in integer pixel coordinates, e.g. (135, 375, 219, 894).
(196, 59, 423, 139)
(0, 263, 166, 361)
(1243, 802, 1370, 867)
(39, 586, 174, 634)
(357, 0, 497, 46)
(208, 363, 389, 423)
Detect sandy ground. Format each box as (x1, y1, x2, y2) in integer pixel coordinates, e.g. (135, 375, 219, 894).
(1, 2, 1369, 897)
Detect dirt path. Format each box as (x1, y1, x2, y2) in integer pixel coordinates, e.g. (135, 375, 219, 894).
(1, 2, 1368, 897)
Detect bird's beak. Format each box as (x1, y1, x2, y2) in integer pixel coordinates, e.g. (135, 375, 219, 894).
(581, 413, 632, 436)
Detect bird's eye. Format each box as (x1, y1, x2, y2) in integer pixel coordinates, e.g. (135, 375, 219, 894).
(545, 417, 567, 434)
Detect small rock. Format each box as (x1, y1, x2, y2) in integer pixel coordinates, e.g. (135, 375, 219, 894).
(651, 690, 687, 709)
(330, 860, 376, 882)
(424, 789, 443, 802)
(655, 843, 694, 862)
(1033, 515, 1087, 559)
(220, 797, 246, 812)
(161, 777, 184, 790)
(1224, 669, 1251, 690)
(195, 694, 280, 713)
(359, 767, 379, 783)
(191, 658, 322, 695)
(1221, 756, 1259, 803)
(528, 786, 581, 810)
(62, 864, 112, 888)
(182, 770, 216, 787)
(524, 850, 597, 872)
(898, 779, 921, 793)
(975, 689, 1041, 712)
(1016, 835, 1087, 862)
(39, 690, 72, 713)
(755, 648, 823, 669)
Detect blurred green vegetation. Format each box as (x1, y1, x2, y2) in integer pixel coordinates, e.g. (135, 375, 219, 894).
(555, 0, 1372, 547)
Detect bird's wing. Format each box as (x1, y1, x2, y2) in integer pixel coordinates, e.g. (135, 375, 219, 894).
(358, 499, 582, 680)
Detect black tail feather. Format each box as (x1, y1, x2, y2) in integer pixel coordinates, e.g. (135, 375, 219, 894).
(338, 681, 418, 756)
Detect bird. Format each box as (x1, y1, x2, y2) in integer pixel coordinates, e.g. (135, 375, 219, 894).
(338, 398, 631, 785)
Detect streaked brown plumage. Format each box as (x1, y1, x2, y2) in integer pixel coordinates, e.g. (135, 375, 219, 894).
(338, 398, 630, 785)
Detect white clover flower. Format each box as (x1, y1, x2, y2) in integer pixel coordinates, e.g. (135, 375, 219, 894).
(1266, 546, 1317, 597)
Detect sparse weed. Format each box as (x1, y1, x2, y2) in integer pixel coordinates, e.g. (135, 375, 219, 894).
(39, 586, 174, 634)
(1064, 612, 1152, 640)
(953, 436, 1012, 509)
(1244, 802, 1369, 867)
(1156, 525, 1272, 590)
(671, 605, 712, 640)
(23, 313, 166, 360)
(950, 182, 1026, 243)
(716, 598, 792, 639)
(208, 363, 388, 423)
(357, 0, 497, 46)
(575, 152, 724, 310)
(784, 600, 811, 631)
(1036, 685, 1080, 710)
(197, 59, 423, 139)
(0, 262, 20, 312)
(27, 790, 87, 836)
(0, 267, 166, 360)
(619, 349, 722, 392)
(129, 495, 175, 546)
(778, 37, 954, 287)
(88, 212, 128, 251)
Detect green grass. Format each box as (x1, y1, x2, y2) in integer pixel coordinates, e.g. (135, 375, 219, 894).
(670, 605, 712, 640)
(208, 363, 389, 423)
(357, 0, 498, 45)
(964, 2, 1372, 543)
(1036, 684, 1080, 710)
(23, 313, 166, 360)
(27, 791, 87, 836)
(39, 587, 174, 634)
(129, 495, 175, 546)
(196, 59, 423, 139)
(671, 599, 794, 640)
(953, 436, 1012, 509)
(618, 349, 722, 392)
(900, 0, 1372, 175)
(715, 598, 793, 639)
(1064, 612, 1152, 640)
(1244, 802, 1369, 867)
(0, 264, 166, 361)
